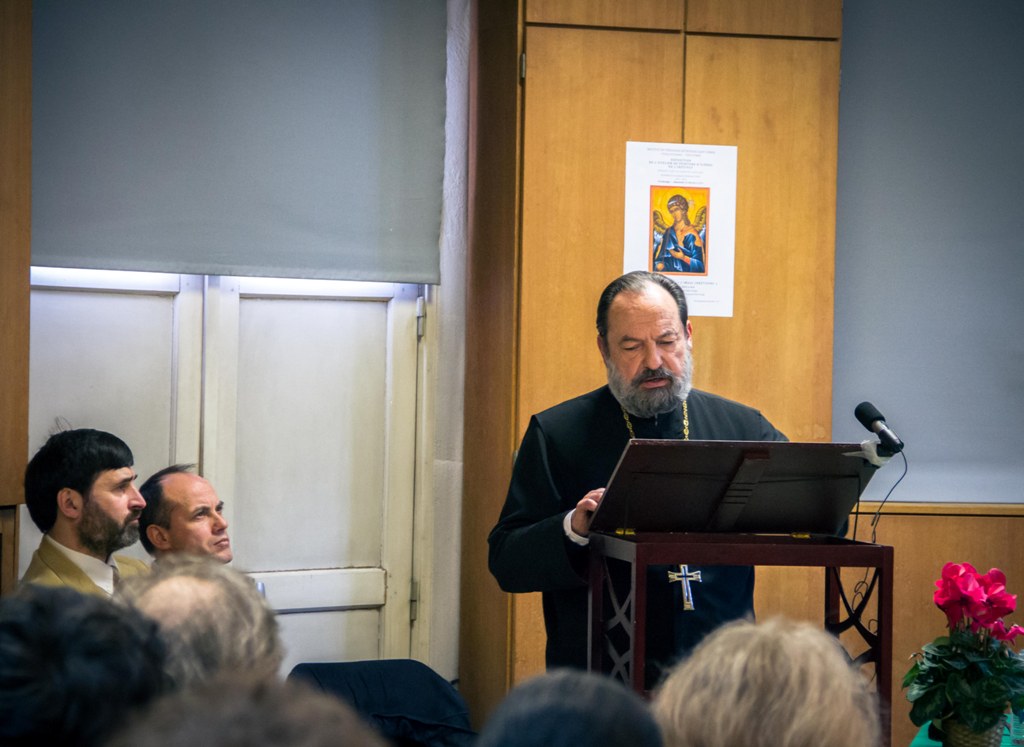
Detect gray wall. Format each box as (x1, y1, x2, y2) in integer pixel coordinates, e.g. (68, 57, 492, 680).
(833, 1, 1024, 502)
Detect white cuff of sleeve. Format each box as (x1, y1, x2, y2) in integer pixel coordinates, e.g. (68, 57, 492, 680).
(563, 510, 590, 546)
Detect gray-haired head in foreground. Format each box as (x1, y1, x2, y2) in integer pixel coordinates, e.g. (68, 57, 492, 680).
(653, 617, 880, 747)
(116, 553, 282, 689)
(106, 672, 387, 747)
(477, 669, 663, 747)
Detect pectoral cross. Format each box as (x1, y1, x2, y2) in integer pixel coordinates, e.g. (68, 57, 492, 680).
(667, 564, 702, 611)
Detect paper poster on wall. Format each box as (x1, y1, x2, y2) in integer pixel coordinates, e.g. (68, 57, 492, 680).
(624, 142, 737, 317)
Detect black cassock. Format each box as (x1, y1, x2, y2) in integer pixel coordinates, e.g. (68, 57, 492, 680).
(488, 385, 787, 684)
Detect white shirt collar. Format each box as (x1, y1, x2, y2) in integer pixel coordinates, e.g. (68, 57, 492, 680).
(43, 534, 118, 595)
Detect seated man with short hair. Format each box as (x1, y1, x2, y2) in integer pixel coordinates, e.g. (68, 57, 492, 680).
(21, 428, 149, 596)
(139, 464, 233, 563)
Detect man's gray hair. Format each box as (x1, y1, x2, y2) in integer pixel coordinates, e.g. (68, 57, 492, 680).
(653, 617, 880, 747)
(117, 554, 283, 689)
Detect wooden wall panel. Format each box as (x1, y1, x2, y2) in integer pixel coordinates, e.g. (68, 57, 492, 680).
(512, 24, 685, 685)
(459, 0, 522, 725)
(687, 0, 841, 39)
(525, 0, 682, 30)
(0, 0, 31, 594)
(869, 504, 1024, 747)
(683, 36, 839, 441)
(755, 503, 1024, 747)
(518, 25, 684, 427)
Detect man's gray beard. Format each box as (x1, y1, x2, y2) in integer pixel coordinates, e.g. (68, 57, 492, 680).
(607, 348, 693, 419)
(78, 497, 140, 558)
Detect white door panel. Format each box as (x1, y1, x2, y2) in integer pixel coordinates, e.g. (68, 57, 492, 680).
(276, 609, 382, 674)
(233, 297, 387, 570)
(20, 271, 203, 569)
(20, 270, 419, 666)
(250, 568, 386, 613)
(201, 278, 419, 661)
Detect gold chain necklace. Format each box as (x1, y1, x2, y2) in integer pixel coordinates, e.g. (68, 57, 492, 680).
(621, 400, 689, 440)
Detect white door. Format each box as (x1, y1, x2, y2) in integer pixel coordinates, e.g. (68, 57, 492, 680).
(21, 269, 420, 671)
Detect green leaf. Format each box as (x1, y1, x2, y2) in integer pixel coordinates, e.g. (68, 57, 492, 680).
(909, 686, 948, 726)
(903, 662, 921, 689)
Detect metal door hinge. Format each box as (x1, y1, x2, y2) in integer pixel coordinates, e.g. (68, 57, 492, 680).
(416, 296, 426, 339)
(410, 579, 420, 622)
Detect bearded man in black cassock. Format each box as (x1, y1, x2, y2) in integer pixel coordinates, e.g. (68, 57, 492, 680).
(488, 271, 787, 685)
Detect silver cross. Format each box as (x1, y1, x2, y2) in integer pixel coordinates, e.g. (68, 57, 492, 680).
(667, 564, 702, 611)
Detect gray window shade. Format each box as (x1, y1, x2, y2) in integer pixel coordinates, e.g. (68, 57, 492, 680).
(32, 0, 444, 283)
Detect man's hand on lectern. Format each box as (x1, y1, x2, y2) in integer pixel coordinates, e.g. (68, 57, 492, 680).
(571, 488, 605, 537)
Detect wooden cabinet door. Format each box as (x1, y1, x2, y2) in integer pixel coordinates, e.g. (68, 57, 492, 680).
(684, 35, 840, 441)
(525, 0, 682, 29)
(514, 23, 684, 683)
(519, 25, 684, 426)
(687, 0, 841, 38)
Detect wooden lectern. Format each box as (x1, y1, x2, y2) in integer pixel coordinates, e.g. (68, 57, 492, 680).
(586, 440, 893, 745)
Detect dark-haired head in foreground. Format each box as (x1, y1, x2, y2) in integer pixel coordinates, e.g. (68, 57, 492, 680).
(477, 669, 663, 747)
(0, 584, 168, 747)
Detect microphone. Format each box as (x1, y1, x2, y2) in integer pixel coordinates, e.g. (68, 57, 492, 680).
(855, 401, 904, 456)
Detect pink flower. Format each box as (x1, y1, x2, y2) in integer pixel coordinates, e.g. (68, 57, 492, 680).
(933, 563, 1021, 636)
(970, 588, 1017, 627)
(979, 568, 1008, 589)
(989, 620, 1024, 643)
(935, 562, 985, 628)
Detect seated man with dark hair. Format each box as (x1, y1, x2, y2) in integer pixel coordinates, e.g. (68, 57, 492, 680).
(21, 428, 149, 595)
(0, 584, 169, 747)
(138, 464, 233, 563)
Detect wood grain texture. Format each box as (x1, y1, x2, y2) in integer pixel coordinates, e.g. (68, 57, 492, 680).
(0, 508, 18, 596)
(0, 0, 31, 509)
(756, 502, 1024, 747)
(525, 0, 682, 30)
(518, 25, 684, 431)
(459, 0, 522, 727)
(0, 0, 31, 598)
(684, 35, 839, 442)
(687, 0, 841, 39)
(512, 23, 685, 686)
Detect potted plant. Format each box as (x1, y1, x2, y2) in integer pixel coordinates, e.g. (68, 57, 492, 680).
(904, 562, 1024, 746)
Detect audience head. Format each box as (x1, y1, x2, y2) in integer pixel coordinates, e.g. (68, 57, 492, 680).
(653, 617, 881, 747)
(139, 464, 233, 562)
(107, 672, 388, 747)
(0, 584, 168, 747)
(477, 669, 663, 747)
(25, 429, 143, 560)
(117, 554, 282, 688)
